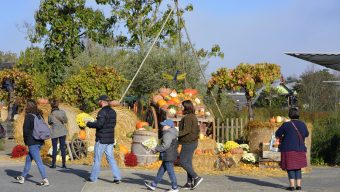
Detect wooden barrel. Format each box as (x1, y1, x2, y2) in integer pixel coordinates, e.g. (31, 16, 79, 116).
(131, 130, 158, 165)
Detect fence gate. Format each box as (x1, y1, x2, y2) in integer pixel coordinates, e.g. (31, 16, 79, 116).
(214, 118, 247, 143)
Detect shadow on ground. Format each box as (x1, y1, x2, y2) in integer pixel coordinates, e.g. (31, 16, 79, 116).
(119, 172, 172, 190)
(226, 175, 286, 189)
(4, 169, 38, 184)
(58, 167, 89, 180)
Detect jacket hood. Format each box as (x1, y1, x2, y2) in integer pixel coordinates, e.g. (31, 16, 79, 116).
(164, 127, 178, 137)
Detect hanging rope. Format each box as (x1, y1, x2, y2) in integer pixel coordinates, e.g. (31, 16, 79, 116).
(182, 22, 224, 119)
(119, 5, 175, 102)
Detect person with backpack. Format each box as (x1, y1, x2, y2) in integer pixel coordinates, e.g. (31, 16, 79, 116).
(144, 119, 179, 192)
(48, 99, 68, 169)
(14, 99, 50, 186)
(85, 95, 121, 183)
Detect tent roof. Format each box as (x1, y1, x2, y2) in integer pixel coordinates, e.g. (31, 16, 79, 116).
(285, 53, 340, 71)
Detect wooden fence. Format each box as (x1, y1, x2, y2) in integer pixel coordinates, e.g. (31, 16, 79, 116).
(214, 118, 248, 143)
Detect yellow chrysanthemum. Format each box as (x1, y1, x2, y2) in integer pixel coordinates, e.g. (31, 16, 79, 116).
(76, 113, 95, 128)
(224, 141, 240, 152)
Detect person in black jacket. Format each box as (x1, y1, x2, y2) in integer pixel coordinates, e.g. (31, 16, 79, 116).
(85, 95, 121, 183)
(14, 100, 49, 186)
(144, 119, 179, 192)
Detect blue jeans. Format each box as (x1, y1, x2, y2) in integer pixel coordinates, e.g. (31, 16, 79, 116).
(51, 136, 66, 165)
(22, 145, 47, 179)
(152, 161, 178, 190)
(287, 169, 302, 179)
(90, 141, 121, 181)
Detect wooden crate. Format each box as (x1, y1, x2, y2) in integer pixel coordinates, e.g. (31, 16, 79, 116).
(262, 151, 281, 161)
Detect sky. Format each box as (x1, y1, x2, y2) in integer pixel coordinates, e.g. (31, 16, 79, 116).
(1, 0, 340, 78)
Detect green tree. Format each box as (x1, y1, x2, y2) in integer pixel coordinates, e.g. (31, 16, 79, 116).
(31, 0, 115, 89)
(0, 51, 17, 63)
(295, 69, 337, 112)
(208, 63, 281, 120)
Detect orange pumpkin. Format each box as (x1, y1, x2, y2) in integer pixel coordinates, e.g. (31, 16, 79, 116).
(184, 89, 198, 96)
(37, 98, 49, 104)
(171, 97, 181, 104)
(157, 99, 167, 107)
(167, 100, 177, 106)
(79, 129, 86, 140)
(270, 117, 276, 123)
(136, 121, 149, 129)
(119, 145, 129, 155)
(161, 105, 169, 110)
(159, 87, 172, 95)
(194, 149, 202, 155)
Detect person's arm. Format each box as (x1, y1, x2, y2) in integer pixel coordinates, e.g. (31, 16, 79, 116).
(155, 132, 173, 152)
(275, 123, 286, 138)
(178, 116, 193, 138)
(61, 111, 68, 124)
(23, 115, 31, 145)
(86, 110, 105, 129)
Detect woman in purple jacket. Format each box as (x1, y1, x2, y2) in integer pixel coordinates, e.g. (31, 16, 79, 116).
(275, 108, 309, 191)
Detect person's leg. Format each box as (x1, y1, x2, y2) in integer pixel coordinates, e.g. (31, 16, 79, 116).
(179, 143, 198, 183)
(59, 136, 67, 167)
(287, 170, 295, 187)
(51, 138, 58, 167)
(296, 169, 302, 188)
(21, 147, 33, 178)
(30, 145, 47, 179)
(90, 141, 105, 182)
(104, 143, 121, 180)
(153, 162, 166, 186)
(164, 161, 178, 189)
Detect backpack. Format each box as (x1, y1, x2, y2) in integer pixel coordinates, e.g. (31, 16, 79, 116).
(31, 114, 51, 140)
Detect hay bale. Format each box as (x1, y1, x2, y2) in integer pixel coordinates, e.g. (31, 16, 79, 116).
(193, 155, 219, 172)
(13, 103, 83, 155)
(197, 138, 216, 151)
(245, 120, 278, 154)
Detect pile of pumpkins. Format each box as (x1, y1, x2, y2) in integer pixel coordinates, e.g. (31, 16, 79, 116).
(152, 87, 207, 117)
(269, 116, 290, 123)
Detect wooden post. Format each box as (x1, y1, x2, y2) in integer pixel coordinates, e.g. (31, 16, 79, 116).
(221, 122, 225, 143)
(212, 119, 216, 141)
(226, 118, 229, 141)
(231, 118, 234, 141)
(217, 118, 220, 143)
(236, 118, 239, 140)
(240, 118, 244, 137)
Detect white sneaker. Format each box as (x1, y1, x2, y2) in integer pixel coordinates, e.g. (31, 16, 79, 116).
(14, 176, 24, 184)
(167, 188, 179, 192)
(145, 182, 156, 191)
(38, 178, 49, 186)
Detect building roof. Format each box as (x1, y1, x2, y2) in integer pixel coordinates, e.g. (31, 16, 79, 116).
(285, 53, 340, 71)
(0, 62, 15, 70)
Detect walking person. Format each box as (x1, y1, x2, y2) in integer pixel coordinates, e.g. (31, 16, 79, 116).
(276, 107, 309, 191)
(145, 119, 179, 192)
(48, 99, 68, 169)
(14, 99, 49, 186)
(86, 95, 121, 183)
(178, 100, 203, 190)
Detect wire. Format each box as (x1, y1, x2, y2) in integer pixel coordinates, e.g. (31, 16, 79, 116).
(119, 5, 175, 102)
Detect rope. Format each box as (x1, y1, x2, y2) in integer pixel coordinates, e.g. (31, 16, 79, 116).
(182, 22, 224, 119)
(119, 5, 175, 102)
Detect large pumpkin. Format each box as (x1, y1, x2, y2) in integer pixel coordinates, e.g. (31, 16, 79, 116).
(136, 121, 149, 129)
(79, 129, 86, 140)
(167, 100, 177, 106)
(184, 89, 198, 96)
(171, 97, 181, 104)
(157, 99, 167, 107)
(159, 87, 172, 95)
(152, 94, 163, 103)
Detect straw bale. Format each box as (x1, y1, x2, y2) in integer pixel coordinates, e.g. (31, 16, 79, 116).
(88, 106, 138, 150)
(197, 138, 216, 151)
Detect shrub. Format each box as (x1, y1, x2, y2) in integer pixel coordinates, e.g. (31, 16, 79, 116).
(54, 65, 127, 112)
(11, 145, 28, 158)
(124, 152, 137, 167)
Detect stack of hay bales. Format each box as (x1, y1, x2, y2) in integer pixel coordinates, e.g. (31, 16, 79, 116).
(13, 104, 138, 161)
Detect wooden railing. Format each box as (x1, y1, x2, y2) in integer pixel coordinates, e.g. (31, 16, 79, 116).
(214, 118, 248, 143)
